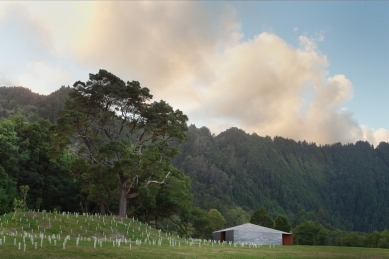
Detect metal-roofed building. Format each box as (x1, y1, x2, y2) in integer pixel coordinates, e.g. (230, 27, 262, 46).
(212, 223, 293, 245)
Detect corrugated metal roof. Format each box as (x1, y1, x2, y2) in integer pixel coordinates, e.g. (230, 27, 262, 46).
(213, 223, 290, 234)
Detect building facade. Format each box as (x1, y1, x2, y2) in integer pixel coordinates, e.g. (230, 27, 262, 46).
(212, 223, 293, 245)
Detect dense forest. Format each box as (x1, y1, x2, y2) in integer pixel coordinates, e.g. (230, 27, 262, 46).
(0, 86, 72, 123)
(1, 83, 389, 248)
(172, 125, 389, 233)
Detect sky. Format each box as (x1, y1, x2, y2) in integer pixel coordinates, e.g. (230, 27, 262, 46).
(0, 1, 388, 146)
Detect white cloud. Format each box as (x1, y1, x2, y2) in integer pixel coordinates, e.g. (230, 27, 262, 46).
(0, 2, 85, 94)
(16, 62, 74, 95)
(74, 1, 242, 112)
(0, 3, 54, 60)
(0, 1, 388, 145)
(71, 2, 389, 145)
(361, 126, 389, 147)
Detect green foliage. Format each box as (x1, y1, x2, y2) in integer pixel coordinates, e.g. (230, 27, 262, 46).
(292, 220, 389, 248)
(0, 115, 80, 213)
(364, 231, 381, 248)
(0, 166, 16, 214)
(0, 86, 71, 123)
(2, 85, 389, 245)
(377, 230, 389, 248)
(190, 207, 213, 239)
(274, 214, 291, 232)
(293, 220, 327, 245)
(35, 198, 42, 210)
(206, 209, 226, 231)
(250, 206, 274, 228)
(225, 206, 250, 227)
(337, 232, 365, 247)
(19, 185, 30, 211)
(13, 198, 24, 213)
(54, 70, 188, 217)
(172, 125, 389, 233)
(131, 167, 193, 236)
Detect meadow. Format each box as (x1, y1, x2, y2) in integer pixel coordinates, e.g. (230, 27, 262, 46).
(0, 211, 388, 259)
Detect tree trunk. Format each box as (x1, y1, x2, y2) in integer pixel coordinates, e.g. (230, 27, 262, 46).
(155, 216, 159, 229)
(119, 181, 127, 217)
(79, 201, 84, 213)
(85, 199, 89, 213)
(99, 202, 105, 215)
(146, 210, 151, 226)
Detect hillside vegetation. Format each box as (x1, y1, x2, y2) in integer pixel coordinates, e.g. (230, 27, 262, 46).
(1, 84, 389, 240)
(172, 125, 389, 233)
(0, 86, 71, 123)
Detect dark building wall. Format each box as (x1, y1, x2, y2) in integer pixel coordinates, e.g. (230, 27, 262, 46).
(213, 232, 221, 241)
(212, 230, 234, 242)
(226, 230, 234, 243)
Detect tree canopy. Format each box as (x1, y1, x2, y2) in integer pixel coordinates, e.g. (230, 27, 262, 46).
(54, 70, 189, 217)
(274, 214, 291, 232)
(207, 209, 226, 231)
(250, 206, 274, 228)
(0, 115, 79, 213)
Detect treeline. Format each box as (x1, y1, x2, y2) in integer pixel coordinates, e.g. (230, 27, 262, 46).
(293, 220, 389, 248)
(246, 206, 389, 248)
(0, 86, 71, 123)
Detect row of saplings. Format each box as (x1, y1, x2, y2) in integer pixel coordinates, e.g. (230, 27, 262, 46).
(9, 187, 389, 249)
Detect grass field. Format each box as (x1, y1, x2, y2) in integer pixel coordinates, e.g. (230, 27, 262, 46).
(0, 211, 388, 259)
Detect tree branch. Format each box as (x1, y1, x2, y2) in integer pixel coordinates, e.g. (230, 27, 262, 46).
(167, 215, 189, 235)
(127, 192, 140, 199)
(146, 171, 170, 187)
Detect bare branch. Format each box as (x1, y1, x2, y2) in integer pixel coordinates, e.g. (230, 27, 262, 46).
(127, 174, 139, 192)
(146, 171, 170, 187)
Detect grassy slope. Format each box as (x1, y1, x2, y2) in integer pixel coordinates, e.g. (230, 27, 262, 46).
(0, 212, 388, 259)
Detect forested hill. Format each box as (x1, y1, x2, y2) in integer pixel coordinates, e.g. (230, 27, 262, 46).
(0, 86, 71, 123)
(1, 86, 389, 233)
(172, 125, 389, 233)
